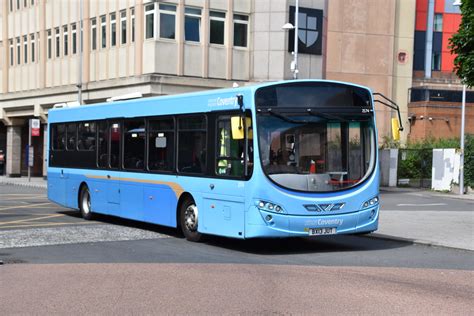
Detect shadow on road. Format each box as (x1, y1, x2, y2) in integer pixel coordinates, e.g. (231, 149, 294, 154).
(59, 210, 413, 255)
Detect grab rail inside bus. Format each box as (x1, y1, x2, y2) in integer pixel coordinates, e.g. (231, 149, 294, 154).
(373, 92, 404, 131)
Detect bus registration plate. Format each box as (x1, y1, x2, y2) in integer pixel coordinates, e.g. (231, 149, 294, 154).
(308, 227, 336, 236)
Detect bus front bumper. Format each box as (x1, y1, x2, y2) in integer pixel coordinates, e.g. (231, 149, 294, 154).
(245, 206, 379, 238)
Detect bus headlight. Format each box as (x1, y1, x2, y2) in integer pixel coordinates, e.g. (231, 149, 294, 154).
(255, 200, 286, 214)
(362, 196, 379, 209)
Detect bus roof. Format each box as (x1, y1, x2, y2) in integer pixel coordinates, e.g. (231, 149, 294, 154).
(48, 79, 372, 123)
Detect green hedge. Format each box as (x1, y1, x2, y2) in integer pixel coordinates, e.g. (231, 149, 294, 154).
(387, 136, 474, 188)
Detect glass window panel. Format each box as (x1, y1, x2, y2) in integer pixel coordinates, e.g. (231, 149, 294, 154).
(185, 15, 200, 42)
(160, 13, 176, 39)
(52, 124, 66, 150)
(66, 123, 77, 151)
(210, 19, 225, 44)
(178, 116, 206, 130)
(97, 121, 109, 168)
(233, 22, 247, 47)
(78, 122, 97, 151)
(123, 120, 145, 170)
(109, 122, 121, 169)
(145, 10, 154, 39)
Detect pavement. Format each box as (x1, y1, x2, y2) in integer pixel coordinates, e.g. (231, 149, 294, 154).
(1, 175, 473, 251)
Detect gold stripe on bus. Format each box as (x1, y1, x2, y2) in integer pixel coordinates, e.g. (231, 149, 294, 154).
(85, 175, 184, 199)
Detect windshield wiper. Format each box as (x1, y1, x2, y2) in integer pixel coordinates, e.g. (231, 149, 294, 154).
(264, 109, 310, 124)
(306, 109, 349, 122)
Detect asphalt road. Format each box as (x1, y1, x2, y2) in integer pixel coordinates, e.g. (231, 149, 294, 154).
(0, 184, 473, 314)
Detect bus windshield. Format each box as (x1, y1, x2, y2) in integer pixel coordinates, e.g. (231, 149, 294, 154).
(256, 82, 376, 192)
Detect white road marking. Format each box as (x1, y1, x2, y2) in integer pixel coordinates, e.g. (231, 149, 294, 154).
(396, 203, 447, 207)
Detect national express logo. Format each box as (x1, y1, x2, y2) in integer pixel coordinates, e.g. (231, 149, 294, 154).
(288, 6, 323, 55)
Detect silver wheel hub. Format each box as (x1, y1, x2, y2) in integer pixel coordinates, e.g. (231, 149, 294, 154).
(184, 204, 198, 232)
(82, 190, 91, 214)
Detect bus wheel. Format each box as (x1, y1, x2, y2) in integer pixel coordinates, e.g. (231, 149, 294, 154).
(79, 185, 94, 220)
(180, 198, 202, 242)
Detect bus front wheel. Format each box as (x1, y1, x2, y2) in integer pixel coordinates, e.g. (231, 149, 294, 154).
(180, 197, 203, 242)
(79, 185, 94, 220)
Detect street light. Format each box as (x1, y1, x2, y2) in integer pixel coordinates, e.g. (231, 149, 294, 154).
(282, 0, 299, 79)
(453, 0, 465, 195)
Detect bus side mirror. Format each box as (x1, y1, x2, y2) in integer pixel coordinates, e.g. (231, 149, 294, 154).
(231, 116, 253, 140)
(391, 118, 400, 141)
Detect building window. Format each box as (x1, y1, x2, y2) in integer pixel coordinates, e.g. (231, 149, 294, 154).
(23, 35, 28, 64)
(145, 4, 155, 39)
(110, 13, 116, 47)
(131, 8, 135, 42)
(63, 25, 68, 56)
(159, 4, 176, 40)
(91, 18, 97, 50)
(10, 0, 13, 12)
(9, 40, 13, 66)
(30, 34, 35, 62)
(72, 23, 77, 54)
(16, 37, 20, 65)
(101, 15, 106, 49)
(31, 0, 34, 5)
(17, 0, 19, 10)
(184, 7, 201, 42)
(55, 27, 60, 58)
(233, 14, 248, 47)
(210, 11, 225, 45)
(120, 10, 127, 45)
(47, 30, 52, 59)
(37, 32, 40, 61)
(432, 52, 441, 71)
(434, 14, 443, 32)
(23, 0, 27, 8)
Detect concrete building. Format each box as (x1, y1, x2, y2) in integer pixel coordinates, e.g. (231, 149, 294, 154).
(1, 0, 451, 178)
(0, 0, 331, 177)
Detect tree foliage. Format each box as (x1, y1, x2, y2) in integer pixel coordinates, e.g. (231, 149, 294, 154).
(449, 0, 474, 87)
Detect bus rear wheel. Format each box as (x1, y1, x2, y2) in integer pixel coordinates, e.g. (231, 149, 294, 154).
(79, 185, 94, 220)
(180, 197, 203, 242)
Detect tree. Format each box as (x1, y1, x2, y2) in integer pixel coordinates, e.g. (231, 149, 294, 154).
(449, 0, 474, 87)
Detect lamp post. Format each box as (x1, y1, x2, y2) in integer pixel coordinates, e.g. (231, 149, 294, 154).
(282, 0, 299, 79)
(453, 0, 465, 195)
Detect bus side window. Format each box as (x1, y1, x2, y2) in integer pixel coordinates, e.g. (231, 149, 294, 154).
(178, 115, 207, 174)
(97, 121, 109, 168)
(123, 119, 145, 170)
(216, 116, 244, 177)
(52, 124, 66, 151)
(148, 118, 174, 172)
(66, 123, 77, 151)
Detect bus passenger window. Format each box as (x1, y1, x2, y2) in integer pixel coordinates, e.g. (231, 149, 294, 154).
(97, 121, 109, 168)
(178, 116, 206, 174)
(109, 122, 121, 169)
(52, 124, 66, 150)
(123, 120, 144, 170)
(216, 117, 244, 177)
(66, 124, 77, 151)
(77, 122, 96, 151)
(148, 118, 174, 172)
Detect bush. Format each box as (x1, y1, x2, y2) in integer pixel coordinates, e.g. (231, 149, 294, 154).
(395, 136, 474, 188)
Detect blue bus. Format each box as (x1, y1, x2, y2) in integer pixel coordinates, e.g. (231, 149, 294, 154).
(47, 80, 392, 241)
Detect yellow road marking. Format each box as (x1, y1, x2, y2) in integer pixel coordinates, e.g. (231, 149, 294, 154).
(0, 221, 97, 230)
(0, 202, 53, 211)
(0, 214, 64, 226)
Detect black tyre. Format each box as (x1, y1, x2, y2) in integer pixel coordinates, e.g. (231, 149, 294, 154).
(180, 197, 203, 242)
(79, 185, 94, 220)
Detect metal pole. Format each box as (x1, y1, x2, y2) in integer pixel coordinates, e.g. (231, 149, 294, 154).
(28, 119, 31, 182)
(459, 84, 466, 195)
(293, 0, 299, 79)
(77, 0, 83, 104)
